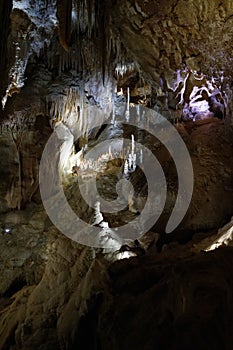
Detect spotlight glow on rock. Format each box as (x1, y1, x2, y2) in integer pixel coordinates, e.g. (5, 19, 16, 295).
(39, 103, 194, 248)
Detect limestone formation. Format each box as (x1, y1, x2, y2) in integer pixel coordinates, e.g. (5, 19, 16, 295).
(0, 1, 233, 349)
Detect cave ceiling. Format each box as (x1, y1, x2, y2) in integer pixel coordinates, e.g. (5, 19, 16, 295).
(1, 0, 233, 107)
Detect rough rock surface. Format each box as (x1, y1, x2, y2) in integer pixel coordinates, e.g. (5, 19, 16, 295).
(113, 0, 233, 81)
(0, 213, 233, 349)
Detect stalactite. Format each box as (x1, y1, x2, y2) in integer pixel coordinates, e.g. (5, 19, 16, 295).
(55, 0, 126, 84)
(87, 0, 94, 37)
(48, 81, 102, 143)
(115, 62, 138, 78)
(57, 0, 72, 51)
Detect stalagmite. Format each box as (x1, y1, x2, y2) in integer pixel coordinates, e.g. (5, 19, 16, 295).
(139, 149, 143, 164)
(124, 160, 129, 178)
(128, 154, 132, 171)
(93, 201, 104, 225)
(128, 134, 137, 172)
(55, 123, 74, 174)
(131, 134, 135, 155)
(111, 102, 116, 125)
(125, 87, 130, 121)
(136, 104, 140, 122)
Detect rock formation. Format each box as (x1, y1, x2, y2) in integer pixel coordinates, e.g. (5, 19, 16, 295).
(0, 1, 233, 349)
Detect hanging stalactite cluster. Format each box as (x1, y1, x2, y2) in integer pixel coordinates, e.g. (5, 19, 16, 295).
(56, 0, 127, 84)
(1, 0, 132, 117)
(57, 0, 73, 51)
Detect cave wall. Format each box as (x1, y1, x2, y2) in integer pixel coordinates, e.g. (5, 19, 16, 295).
(0, 0, 13, 117)
(112, 0, 233, 81)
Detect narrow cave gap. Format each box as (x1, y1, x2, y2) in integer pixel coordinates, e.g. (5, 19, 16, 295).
(3, 277, 27, 298)
(92, 123, 108, 140)
(72, 293, 104, 350)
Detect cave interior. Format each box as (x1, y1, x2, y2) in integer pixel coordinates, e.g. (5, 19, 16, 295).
(0, 1, 233, 349)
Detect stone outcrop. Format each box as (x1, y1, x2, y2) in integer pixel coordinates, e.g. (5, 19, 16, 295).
(0, 208, 232, 349)
(112, 0, 233, 82)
